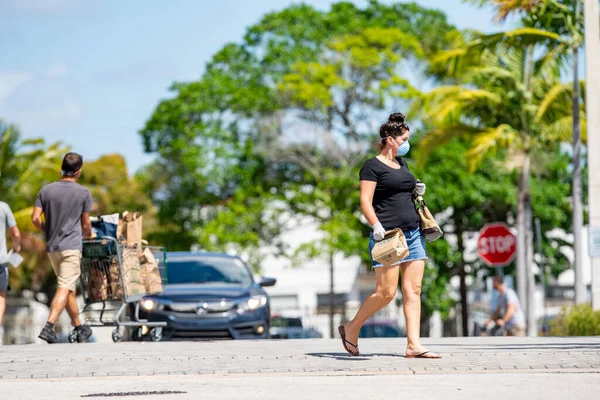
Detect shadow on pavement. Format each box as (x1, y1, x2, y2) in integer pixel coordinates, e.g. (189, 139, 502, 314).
(305, 352, 401, 360)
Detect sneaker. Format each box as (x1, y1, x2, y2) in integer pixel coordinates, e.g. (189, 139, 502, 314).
(76, 325, 93, 343)
(38, 327, 60, 344)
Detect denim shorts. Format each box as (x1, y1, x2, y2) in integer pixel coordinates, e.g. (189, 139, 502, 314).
(369, 227, 427, 268)
(0, 264, 8, 291)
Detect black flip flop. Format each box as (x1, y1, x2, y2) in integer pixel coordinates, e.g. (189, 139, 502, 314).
(338, 325, 359, 356)
(406, 351, 442, 359)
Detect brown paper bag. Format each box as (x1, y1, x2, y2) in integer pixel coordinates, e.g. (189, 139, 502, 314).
(416, 196, 444, 242)
(121, 247, 144, 297)
(121, 211, 143, 249)
(140, 247, 163, 294)
(116, 218, 125, 242)
(89, 266, 108, 301)
(108, 258, 123, 299)
(371, 228, 409, 266)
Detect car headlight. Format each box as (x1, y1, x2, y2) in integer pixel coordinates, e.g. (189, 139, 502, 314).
(140, 299, 164, 311)
(141, 299, 155, 310)
(238, 295, 268, 312)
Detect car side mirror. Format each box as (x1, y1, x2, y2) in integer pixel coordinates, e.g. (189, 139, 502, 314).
(259, 277, 276, 287)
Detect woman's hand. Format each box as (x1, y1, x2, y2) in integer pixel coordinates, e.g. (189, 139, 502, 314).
(414, 180, 426, 196)
(372, 222, 386, 241)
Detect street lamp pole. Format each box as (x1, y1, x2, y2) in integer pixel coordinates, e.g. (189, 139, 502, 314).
(584, 0, 600, 309)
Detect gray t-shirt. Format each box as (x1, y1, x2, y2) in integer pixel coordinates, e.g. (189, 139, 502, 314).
(499, 287, 526, 328)
(0, 201, 17, 264)
(34, 181, 93, 252)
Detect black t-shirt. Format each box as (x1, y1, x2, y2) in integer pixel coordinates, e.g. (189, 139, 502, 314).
(359, 156, 420, 231)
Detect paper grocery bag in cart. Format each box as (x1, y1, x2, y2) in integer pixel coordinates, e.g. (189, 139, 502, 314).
(121, 247, 145, 297)
(370, 228, 409, 267)
(120, 211, 143, 249)
(139, 247, 163, 294)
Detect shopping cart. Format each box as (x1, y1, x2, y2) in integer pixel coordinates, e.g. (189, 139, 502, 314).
(76, 237, 168, 342)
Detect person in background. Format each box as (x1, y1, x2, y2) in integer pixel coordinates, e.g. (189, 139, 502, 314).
(0, 201, 21, 345)
(338, 112, 441, 359)
(31, 152, 94, 343)
(489, 274, 526, 336)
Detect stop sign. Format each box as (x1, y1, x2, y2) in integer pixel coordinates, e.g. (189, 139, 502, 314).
(478, 223, 517, 267)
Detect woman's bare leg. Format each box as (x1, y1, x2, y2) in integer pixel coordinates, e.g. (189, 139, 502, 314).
(401, 259, 440, 358)
(342, 265, 400, 353)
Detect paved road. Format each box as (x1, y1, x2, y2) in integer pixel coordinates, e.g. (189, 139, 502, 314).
(1, 336, 599, 399)
(2, 373, 599, 400)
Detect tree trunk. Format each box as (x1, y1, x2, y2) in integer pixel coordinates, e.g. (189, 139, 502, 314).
(572, 33, 585, 304)
(517, 152, 537, 336)
(457, 230, 469, 336)
(516, 161, 528, 314)
(525, 174, 537, 336)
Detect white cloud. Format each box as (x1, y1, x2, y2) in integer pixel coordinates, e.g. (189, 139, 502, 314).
(47, 64, 67, 78)
(0, 71, 31, 103)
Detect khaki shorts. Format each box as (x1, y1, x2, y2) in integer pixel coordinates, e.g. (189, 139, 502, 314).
(48, 250, 82, 292)
(505, 326, 526, 337)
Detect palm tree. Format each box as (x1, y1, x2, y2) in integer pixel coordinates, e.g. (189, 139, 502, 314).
(467, 0, 588, 303)
(1, 119, 69, 292)
(411, 42, 583, 335)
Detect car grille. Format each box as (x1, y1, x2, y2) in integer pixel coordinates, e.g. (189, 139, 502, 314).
(167, 324, 260, 340)
(166, 300, 234, 313)
(170, 329, 233, 340)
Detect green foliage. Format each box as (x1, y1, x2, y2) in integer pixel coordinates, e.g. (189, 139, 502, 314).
(137, 1, 583, 321)
(468, 0, 584, 39)
(1, 124, 162, 294)
(415, 41, 581, 171)
(139, 1, 460, 259)
(550, 304, 600, 336)
(410, 137, 573, 319)
(80, 155, 155, 215)
(0, 119, 70, 292)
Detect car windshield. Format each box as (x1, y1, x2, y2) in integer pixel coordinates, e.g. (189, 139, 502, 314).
(167, 257, 253, 286)
(271, 317, 303, 328)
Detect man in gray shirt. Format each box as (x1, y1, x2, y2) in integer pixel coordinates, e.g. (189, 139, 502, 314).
(1, 201, 21, 344)
(32, 152, 94, 343)
(491, 275, 526, 336)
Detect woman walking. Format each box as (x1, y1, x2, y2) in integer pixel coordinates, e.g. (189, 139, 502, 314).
(338, 112, 441, 359)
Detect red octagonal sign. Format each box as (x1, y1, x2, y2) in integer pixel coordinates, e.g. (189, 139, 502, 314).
(478, 223, 517, 267)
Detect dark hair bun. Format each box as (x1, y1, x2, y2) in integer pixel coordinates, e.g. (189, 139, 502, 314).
(379, 111, 409, 145)
(388, 112, 405, 124)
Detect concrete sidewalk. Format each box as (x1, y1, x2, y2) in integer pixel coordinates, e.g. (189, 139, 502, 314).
(1, 336, 599, 379)
(1, 337, 599, 399)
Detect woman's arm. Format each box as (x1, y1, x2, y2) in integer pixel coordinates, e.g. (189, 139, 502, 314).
(360, 180, 385, 241)
(359, 180, 378, 225)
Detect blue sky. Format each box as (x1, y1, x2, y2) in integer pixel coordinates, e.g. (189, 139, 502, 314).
(0, 0, 510, 173)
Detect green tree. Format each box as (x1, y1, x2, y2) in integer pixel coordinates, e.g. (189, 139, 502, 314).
(79, 154, 158, 234)
(0, 120, 69, 293)
(139, 2, 461, 330)
(139, 1, 458, 254)
(466, 0, 588, 302)
(411, 40, 580, 323)
(411, 136, 573, 335)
